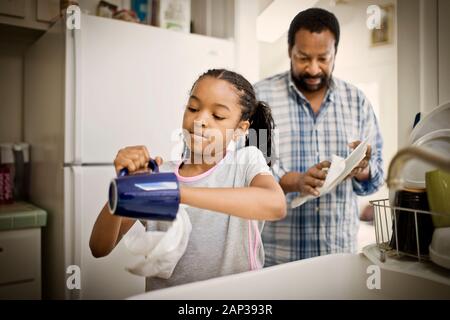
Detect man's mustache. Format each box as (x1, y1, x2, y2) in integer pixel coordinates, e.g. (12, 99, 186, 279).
(301, 74, 325, 79)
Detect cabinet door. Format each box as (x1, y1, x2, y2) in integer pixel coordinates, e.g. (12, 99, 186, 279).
(0, 228, 41, 299)
(0, 280, 40, 300)
(0, 0, 26, 18)
(36, 0, 60, 23)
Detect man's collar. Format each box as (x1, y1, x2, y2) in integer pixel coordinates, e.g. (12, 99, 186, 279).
(326, 78, 336, 102)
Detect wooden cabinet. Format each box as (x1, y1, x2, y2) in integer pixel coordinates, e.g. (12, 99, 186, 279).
(36, 0, 60, 23)
(0, 0, 26, 18)
(0, 0, 59, 31)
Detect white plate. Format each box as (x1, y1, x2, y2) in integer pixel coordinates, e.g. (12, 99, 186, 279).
(291, 140, 368, 208)
(403, 129, 450, 189)
(409, 101, 450, 144)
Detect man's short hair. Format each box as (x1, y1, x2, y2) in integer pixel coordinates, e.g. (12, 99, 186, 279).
(288, 8, 340, 52)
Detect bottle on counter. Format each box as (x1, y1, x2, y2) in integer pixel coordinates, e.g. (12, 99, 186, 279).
(0, 144, 14, 204)
(13, 143, 30, 201)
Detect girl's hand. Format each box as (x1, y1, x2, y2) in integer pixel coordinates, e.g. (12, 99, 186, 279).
(113, 145, 163, 175)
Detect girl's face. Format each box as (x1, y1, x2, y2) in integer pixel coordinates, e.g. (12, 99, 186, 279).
(182, 77, 249, 161)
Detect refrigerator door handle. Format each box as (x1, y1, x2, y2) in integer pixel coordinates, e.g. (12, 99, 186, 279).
(70, 165, 83, 300)
(67, 24, 83, 164)
(73, 27, 83, 163)
(64, 165, 83, 299)
(72, 166, 83, 269)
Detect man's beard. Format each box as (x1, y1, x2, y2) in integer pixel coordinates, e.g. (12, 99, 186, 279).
(291, 68, 331, 93)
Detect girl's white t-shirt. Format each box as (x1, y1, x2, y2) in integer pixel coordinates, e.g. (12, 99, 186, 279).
(145, 146, 272, 291)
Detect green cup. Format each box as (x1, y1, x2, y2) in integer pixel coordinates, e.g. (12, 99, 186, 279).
(426, 169, 450, 228)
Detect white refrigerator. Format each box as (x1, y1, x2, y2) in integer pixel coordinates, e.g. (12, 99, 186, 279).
(24, 14, 234, 299)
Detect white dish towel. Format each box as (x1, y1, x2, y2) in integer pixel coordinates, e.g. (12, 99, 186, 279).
(123, 205, 192, 279)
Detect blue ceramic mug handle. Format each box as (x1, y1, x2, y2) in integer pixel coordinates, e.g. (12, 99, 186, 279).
(118, 158, 160, 177)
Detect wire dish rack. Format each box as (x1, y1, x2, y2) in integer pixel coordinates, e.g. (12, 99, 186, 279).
(369, 198, 446, 262)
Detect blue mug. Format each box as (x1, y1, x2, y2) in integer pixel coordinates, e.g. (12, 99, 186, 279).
(108, 159, 180, 221)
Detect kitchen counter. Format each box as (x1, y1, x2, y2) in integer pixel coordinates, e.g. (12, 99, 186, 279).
(0, 201, 47, 299)
(0, 201, 47, 230)
(129, 252, 450, 300)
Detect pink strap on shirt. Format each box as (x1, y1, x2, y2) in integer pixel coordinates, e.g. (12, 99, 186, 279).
(175, 160, 221, 182)
(174, 151, 233, 183)
(248, 220, 262, 271)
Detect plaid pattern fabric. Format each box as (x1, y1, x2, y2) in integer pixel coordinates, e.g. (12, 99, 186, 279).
(254, 71, 384, 266)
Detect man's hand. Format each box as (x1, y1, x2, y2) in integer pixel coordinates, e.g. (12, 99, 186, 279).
(347, 140, 371, 181)
(296, 160, 331, 196)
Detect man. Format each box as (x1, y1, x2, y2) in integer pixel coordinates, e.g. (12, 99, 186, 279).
(254, 8, 384, 266)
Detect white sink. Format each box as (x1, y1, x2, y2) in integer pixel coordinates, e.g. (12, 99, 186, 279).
(129, 252, 450, 300)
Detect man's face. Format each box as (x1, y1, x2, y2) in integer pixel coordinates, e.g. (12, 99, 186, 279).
(289, 29, 336, 93)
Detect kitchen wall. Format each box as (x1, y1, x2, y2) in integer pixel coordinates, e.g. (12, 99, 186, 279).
(438, 0, 450, 105)
(0, 46, 24, 143)
(258, 0, 398, 207)
(397, 0, 450, 147)
(0, 1, 57, 144)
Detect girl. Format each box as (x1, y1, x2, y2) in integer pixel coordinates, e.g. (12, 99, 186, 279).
(89, 69, 286, 291)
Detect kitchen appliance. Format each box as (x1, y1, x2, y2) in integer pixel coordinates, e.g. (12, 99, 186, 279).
(24, 13, 234, 299)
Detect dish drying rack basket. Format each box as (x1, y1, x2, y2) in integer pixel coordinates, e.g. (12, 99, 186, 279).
(369, 198, 444, 262)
